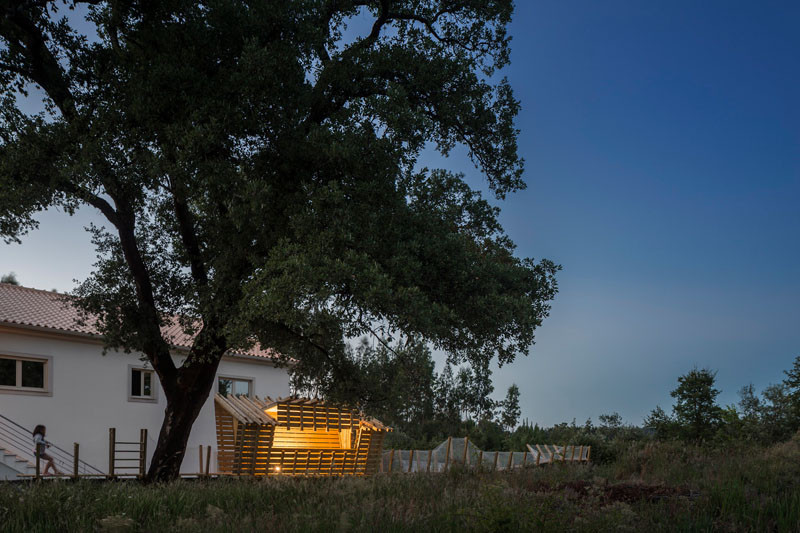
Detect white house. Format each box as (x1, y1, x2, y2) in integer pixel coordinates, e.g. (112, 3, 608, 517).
(0, 283, 290, 479)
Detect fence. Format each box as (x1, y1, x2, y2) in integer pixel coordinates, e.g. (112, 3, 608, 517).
(381, 437, 591, 473)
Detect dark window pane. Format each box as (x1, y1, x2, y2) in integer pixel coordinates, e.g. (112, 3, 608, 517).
(21, 360, 44, 389)
(132, 369, 141, 396)
(143, 372, 152, 397)
(0, 358, 15, 386)
(218, 378, 232, 397)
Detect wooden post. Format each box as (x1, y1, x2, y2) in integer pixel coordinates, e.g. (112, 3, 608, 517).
(199, 445, 204, 476)
(251, 435, 258, 476)
(73, 443, 79, 479)
(522, 451, 528, 467)
(507, 451, 514, 470)
(388, 449, 395, 473)
(478, 450, 483, 469)
(205, 446, 212, 476)
(408, 449, 414, 473)
(493, 451, 499, 470)
(525, 444, 537, 466)
(426, 450, 432, 473)
(140, 429, 147, 478)
(535, 444, 545, 465)
(463, 437, 469, 465)
(444, 437, 452, 471)
(562, 444, 567, 464)
(570, 445, 576, 462)
(578, 445, 584, 463)
(35, 451, 41, 479)
(587, 446, 591, 462)
(108, 428, 116, 479)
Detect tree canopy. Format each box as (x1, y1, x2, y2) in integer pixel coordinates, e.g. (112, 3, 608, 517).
(0, 271, 18, 284)
(0, 0, 558, 480)
(645, 367, 723, 441)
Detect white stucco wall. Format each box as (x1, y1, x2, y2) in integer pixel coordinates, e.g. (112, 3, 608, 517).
(0, 328, 290, 474)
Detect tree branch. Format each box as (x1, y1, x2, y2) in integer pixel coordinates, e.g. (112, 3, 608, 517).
(109, 194, 178, 387)
(168, 181, 209, 289)
(0, 4, 77, 119)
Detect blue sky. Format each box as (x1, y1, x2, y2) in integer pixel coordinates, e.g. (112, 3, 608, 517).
(2, 1, 799, 426)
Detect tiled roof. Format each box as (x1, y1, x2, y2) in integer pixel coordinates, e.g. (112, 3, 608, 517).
(0, 283, 277, 361)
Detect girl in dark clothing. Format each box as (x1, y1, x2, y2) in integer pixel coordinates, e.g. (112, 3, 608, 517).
(32, 425, 61, 475)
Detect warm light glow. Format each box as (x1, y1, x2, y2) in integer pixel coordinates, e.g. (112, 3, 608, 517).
(274, 465, 281, 472)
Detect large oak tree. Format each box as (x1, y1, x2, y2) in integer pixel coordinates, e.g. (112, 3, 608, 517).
(0, 0, 559, 481)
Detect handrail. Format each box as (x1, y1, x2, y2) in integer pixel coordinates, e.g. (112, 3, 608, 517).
(0, 412, 104, 475)
(0, 423, 78, 473)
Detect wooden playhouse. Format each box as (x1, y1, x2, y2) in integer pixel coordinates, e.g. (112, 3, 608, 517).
(214, 394, 390, 476)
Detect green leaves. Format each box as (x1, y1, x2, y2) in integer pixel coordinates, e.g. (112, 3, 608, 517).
(1, 0, 557, 403)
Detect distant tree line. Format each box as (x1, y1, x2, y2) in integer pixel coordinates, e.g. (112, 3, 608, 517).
(646, 357, 800, 444)
(294, 338, 527, 451)
(300, 340, 800, 460)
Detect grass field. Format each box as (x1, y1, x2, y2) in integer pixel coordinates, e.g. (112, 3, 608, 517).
(2, 438, 800, 532)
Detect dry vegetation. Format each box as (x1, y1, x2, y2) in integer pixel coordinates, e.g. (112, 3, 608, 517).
(2, 438, 800, 532)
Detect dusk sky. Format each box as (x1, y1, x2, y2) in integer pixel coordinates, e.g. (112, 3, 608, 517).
(2, 1, 798, 426)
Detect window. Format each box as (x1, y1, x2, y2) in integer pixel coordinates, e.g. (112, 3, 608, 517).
(129, 367, 157, 402)
(0, 355, 49, 393)
(218, 376, 252, 397)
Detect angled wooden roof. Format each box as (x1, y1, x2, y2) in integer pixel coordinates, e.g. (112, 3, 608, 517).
(214, 394, 277, 425)
(360, 417, 391, 431)
(215, 393, 391, 431)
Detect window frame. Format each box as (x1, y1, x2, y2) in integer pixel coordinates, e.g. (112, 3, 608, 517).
(127, 364, 158, 403)
(0, 352, 52, 396)
(217, 374, 254, 398)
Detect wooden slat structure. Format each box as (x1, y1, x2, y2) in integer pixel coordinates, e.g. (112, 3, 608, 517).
(214, 394, 390, 476)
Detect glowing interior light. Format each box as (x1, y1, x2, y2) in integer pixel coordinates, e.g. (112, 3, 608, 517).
(274, 465, 281, 472)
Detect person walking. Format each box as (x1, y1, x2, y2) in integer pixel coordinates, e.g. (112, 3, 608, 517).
(32, 425, 61, 476)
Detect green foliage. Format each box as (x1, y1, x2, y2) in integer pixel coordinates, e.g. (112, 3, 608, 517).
(499, 384, 521, 431)
(465, 418, 507, 451)
(647, 357, 800, 446)
(305, 338, 526, 450)
(783, 354, 800, 428)
(670, 367, 722, 441)
(504, 416, 649, 464)
(0, 271, 18, 284)
(645, 367, 723, 442)
(0, 0, 558, 368)
(6, 439, 800, 532)
(643, 405, 679, 440)
(0, 1, 559, 478)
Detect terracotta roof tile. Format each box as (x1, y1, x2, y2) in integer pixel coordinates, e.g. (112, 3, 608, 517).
(0, 283, 277, 361)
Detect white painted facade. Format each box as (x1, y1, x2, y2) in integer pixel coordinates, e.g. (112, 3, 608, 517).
(0, 326, 290, 475)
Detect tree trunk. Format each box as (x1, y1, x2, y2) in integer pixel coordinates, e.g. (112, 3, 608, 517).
(145, 357, 221, 482)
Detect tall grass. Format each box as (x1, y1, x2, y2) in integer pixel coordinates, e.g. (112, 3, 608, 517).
(2, 438, 800, 532)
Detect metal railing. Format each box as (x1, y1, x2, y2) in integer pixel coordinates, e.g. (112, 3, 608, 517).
(0, 412, 104, 475)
